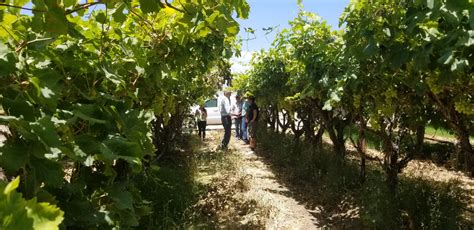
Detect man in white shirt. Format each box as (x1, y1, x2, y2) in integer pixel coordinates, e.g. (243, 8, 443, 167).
(219, 90, 232, 150)
(231, 95, 243, 139)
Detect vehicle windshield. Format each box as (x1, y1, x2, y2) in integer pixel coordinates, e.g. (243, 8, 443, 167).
(204, 99, 218, 108)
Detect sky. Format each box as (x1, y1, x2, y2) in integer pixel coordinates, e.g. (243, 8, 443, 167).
(231, 0, 350, 73)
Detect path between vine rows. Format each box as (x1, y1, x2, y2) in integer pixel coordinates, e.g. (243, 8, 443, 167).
(195, 130, 320, 229)
(194, 129, 474, 227)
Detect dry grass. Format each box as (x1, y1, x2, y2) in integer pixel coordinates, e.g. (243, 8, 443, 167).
(191, 131, 271, 228)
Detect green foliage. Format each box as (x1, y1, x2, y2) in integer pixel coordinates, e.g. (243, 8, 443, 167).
(0, 0, 248, 228)
(399, 178, 466, 229)
(361, 176, 466, 229)
(0, 177, 64, 230)
(135, 159, 201, 228)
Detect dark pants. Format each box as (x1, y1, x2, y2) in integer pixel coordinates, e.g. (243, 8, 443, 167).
(241, 118, 248, 141)
(249, 121, 258, 138)
(221, 116, 232, 148)
(234, 117, 242, 139)
(197, 121, 206, 139)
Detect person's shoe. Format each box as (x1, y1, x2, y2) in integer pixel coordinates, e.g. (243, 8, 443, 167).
(216, 144, 226, 151)
(244, 140, 250, 145)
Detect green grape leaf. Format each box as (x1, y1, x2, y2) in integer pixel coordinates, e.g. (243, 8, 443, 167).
(0, 43, 16, 76)
(0, 177, 64, 229)
(72, 104, 107, 124)
(30, 116, 62, 148)
(234, 0, 250, 19)
(2, 97, 37, 122)
(227, 24, 240, 36)
(139, 0, 162, 14)
(109, 185, 134, 210)
(44, 2, 69, 35)
(30, 157, 64, 187)
(0, 142, 29, 173)
(25, 198, 64, 229)
(62, 0, 78, 8)
(103, 136, 142, 158)
(95, 11, 107, 24)
(102, 67, 125, 86)
(112, 3, 126, 23)
(4, 176, 20, 194)
(363, 38, 378, 56)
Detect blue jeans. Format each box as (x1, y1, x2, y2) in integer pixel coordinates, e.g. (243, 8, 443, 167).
(241, 117, 248, 141)
(221, 116, 232, 148)
(234, 117, 242, 138)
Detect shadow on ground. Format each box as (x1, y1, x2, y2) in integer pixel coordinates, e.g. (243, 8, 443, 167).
(252, 128, 471, 229)
(134, 134, 220, 229)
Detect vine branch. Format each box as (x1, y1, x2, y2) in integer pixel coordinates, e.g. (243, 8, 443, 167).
(66, 1, 103, 15)
(163, 0, 184, 13)
(0, 2, 103, 14)
(0, 3, 45, 12)
(0, 24, 18, 44)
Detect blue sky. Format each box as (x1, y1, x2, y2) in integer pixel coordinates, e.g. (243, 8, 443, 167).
(232, 0, 350, 73)
(237, 0, 350, 52)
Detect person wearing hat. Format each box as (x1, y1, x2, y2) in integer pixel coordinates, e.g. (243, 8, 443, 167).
(218, 90, 232, 150)
(246, 95, 259, 150)
(241, 94, 250, 144)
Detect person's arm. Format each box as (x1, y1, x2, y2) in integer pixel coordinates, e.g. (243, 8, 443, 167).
(219, 98, 225, 114)
(230, 104, 236, 117)
(225, 99, 232, 116)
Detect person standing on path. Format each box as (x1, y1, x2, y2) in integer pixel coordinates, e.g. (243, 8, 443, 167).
(195, 105, 207, 140)
(241, 96, 250, 144)
(219, 90, 232, 150)
(231, 95, 243, 140)
(246, 96, 259, 150)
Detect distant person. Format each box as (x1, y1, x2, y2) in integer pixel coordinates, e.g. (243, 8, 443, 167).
(246, 96, 259, 150)
(231, 95, 243, 140)
(218, 90, 232, 150)
(241, 95, 250, 144)
(195, 105, 207, 140)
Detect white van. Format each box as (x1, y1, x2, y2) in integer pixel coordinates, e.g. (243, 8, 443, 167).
(203, 98, 221, 125)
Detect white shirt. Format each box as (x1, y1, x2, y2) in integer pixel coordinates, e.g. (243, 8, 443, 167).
(219, 96, 231, 116)
(231, 101, 243, 117)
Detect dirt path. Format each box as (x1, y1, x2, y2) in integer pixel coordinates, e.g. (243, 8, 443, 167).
(194, 130, 320, 229)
